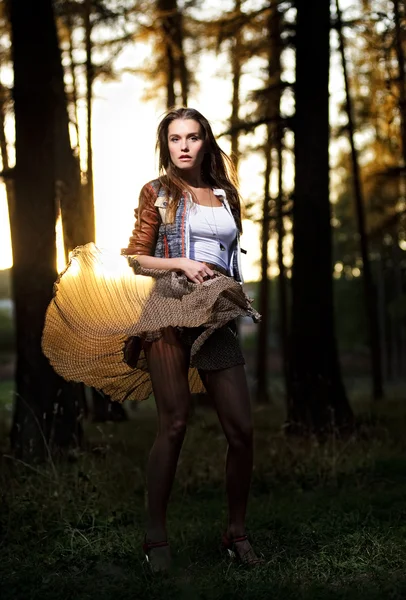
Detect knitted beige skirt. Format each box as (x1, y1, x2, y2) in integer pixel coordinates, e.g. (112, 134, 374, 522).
(42, 243, 259, 403)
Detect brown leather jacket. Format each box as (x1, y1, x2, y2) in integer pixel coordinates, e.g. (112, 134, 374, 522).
(123, 182, 160, 256)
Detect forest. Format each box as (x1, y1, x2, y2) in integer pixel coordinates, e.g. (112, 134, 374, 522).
(0, 0, 406, 598)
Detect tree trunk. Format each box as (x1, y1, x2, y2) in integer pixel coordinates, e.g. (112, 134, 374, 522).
(9, 0, 83, 460)
(269, 1, 290, 404)
(230, 0, 242, 169)
(84, 0, 96, 244)
(255, 1, 284, 404)
(158, 0, 177, 108)
(392, 0, 406, 380)
(376, 254, 388, 382)
(256, 127, 272, 404)
(336, 0, 383, 400)
(275, 123, 290, 409)
(66, 12, 81, 164)
(288, 0, 353, 433)
(157, 0, 189, 108)
(0, 80, 15, 224)
(393, 0, 406, 167)
(55, 0, 94, 257)
(52, 16, 83, 261)
(177, 9, 188, 106)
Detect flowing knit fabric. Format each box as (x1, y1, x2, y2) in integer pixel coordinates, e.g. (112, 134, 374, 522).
(42, 243, 260, 403)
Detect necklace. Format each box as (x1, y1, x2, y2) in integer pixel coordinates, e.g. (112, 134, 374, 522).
(195, 189, 226, 251)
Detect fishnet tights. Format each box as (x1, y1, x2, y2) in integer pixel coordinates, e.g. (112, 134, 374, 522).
(144, 327, 253, 542)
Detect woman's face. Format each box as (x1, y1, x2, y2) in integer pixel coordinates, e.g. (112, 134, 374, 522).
(167, 118, 206, 172)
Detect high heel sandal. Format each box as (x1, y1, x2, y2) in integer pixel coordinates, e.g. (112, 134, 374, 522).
(222, 532, 264, 567)
(142, 535, 171, 573)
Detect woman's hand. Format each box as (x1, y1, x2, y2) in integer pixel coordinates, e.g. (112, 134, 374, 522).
(174, 258, 214, 284)
(131, 256, 214, 281)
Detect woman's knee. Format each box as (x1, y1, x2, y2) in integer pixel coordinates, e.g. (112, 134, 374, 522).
(160, 416, 188, 443)
(227, 422, 253, 450)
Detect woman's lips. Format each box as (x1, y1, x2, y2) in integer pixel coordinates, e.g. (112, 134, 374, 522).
(179, 156, 192, 160)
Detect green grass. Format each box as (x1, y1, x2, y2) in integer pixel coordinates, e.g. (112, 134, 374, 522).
(1, 382, 406, 599)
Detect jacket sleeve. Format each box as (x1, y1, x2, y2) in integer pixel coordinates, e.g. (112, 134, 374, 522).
(121, 183, 160, 256)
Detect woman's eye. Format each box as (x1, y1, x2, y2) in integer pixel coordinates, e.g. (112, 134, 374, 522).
(170, 137, 179, 142)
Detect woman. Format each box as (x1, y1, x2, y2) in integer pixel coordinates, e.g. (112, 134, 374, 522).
(123, 107, 263, 572)
(42, 107, 262, 573)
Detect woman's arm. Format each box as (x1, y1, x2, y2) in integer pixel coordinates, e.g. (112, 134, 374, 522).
(122, 183, 160, 256)
(135, 255, 214, 284)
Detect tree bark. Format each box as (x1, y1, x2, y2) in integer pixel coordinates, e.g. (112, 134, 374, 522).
(269, 1, 290, 405)
(177, 9, 188, 106)
(9, 0, 83, 459)
(157, 0, 189, 108)
(66, 12, 81, 165)
(158, 0, 177, 108)
(336, 0, 383, 400)
(255, 1, 283, 404)
(256, 126, 272, 404)
(84, 0, 96, 243)
(275, 123, 290, 409)
(53, 15, 83, 261)
(0, 79, 15, 225)
(393, 0, 406, 167)
(230, 0, 242, 169)
(288, 0, 353, 433)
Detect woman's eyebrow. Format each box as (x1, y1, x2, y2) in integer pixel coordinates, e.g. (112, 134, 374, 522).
(169, 132, 201, 137)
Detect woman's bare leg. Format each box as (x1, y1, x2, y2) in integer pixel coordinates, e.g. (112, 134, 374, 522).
(199, 364, 259, 561)
(145, 328, 191, 546)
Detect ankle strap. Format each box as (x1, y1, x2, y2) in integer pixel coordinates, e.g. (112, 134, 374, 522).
(144, 540, 169, 549)
(230, 535, 248, 543)
(224, 533, 248, 543)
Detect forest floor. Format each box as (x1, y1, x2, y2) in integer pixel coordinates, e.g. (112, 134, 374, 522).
(0, 380, 406, 600)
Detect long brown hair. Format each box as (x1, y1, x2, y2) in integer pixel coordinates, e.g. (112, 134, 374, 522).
(156, 107, 242, 231)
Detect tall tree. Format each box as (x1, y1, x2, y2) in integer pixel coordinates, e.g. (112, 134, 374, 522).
(335, 0, 383, 400)
(0, 77, 14, 227)
(331, 1, 406, 387)
(288, 0, 353, 432)
(83, 0, 96, 244)
(157, 0, 188, 108)
(275, 120, 290, 406)
(272, 1, 290, 404)
(229, 0, 242, 168)
(54, 0, 130, 254)
(9, 0, 83, 459)
(256, 123, 272, 404)
(256, 3, 284, 404)
(254, 2, 286, 404)
(393, 0, 406, 167)
(56, 0, 130, 422)
(64, 10, 81, 161)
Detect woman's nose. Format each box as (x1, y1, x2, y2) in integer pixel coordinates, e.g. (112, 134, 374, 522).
(181, 139, 189, 151)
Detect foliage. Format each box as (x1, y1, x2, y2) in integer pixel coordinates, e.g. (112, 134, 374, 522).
(115, 0, 197, 106)
(332, 0, 406, 265)
(56, 0, 135, 80)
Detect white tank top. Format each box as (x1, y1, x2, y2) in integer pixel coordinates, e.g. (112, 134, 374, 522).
(189, 202, 238, 271)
